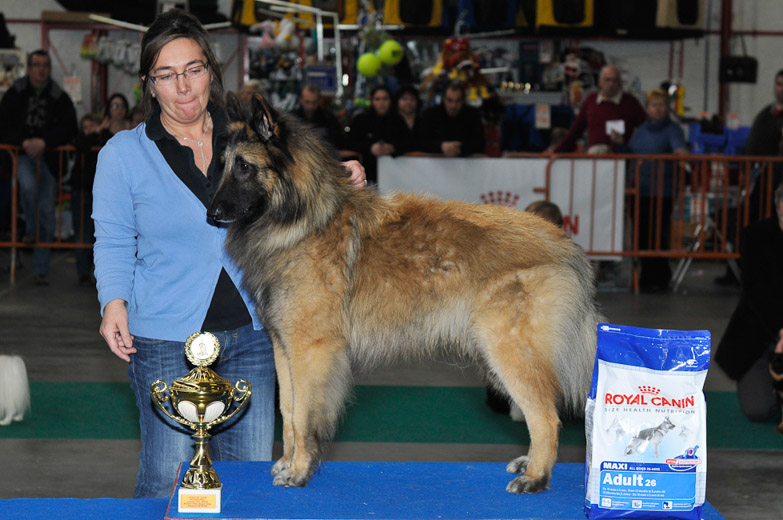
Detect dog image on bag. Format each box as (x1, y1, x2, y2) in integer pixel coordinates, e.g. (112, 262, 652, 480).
(624, 417, 676, 457)
(207, 93, 601, 494)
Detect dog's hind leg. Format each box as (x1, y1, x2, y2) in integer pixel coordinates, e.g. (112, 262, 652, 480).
(502, 377, 561, 493)
(477, 287, 563, 493)
(272, 340, 352, 488)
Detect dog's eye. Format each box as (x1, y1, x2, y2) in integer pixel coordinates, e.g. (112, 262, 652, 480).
(234, 159, 253, 176)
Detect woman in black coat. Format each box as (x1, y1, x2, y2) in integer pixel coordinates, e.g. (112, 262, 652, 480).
(716, 182, 783, 421)
(347, 85, 410, 184)
(395, 84, 422, 149)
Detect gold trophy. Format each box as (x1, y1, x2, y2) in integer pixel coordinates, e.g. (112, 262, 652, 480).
(150, 331, 252, 513)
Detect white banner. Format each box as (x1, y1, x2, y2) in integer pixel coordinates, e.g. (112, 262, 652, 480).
(378, 156, 625, 258)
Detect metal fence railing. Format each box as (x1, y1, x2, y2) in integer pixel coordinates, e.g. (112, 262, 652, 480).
(2, 147, 781, 289)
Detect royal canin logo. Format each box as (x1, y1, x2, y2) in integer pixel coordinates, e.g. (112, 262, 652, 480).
(604, 386, 696, 408)
(480, 191, 519, 208)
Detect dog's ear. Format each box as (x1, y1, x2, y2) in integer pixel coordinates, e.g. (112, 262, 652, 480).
(225, 91, 246, 123)
(250, 93, 280, 143)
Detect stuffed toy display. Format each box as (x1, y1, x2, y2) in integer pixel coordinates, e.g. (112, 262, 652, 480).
(420, 36, 491, 106)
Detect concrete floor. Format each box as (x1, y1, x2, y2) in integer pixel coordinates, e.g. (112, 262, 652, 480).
(1, 250, 781, 518)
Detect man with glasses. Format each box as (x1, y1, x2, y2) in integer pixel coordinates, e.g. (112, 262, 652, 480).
(0, 49, 77, 285)
(549, 64, 646, 154)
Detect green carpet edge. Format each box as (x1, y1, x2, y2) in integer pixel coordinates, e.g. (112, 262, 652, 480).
(0, 383, 779, 451)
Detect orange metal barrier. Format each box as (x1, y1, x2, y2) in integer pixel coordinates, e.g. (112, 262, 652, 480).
(1, 144, 97, 284)
(2, 147, 782, 287)
(542, 153, 783, 290)
(542, 153, 782, 254)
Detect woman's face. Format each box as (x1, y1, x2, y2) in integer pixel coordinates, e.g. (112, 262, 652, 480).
(147, 38, 211, 127)
(646, 97, 668, 122)
(371, 89, 391, 116)
(397, 92, 417, 116)
(108, 96, 128, 121)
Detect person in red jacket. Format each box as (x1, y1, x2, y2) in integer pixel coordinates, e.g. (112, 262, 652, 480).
(549, 65, 646, 154)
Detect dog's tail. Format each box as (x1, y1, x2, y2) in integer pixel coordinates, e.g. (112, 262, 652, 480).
(551, 249, 602, 418)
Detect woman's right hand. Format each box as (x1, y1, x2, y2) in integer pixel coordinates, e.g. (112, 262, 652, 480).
(100, 299, 136, 362)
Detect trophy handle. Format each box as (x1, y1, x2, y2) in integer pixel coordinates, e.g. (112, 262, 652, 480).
(150, 379, 197, 428)
(206, 379, 252, 428)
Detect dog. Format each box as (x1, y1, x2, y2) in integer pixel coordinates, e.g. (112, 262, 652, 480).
(0, 355, 31, 425)
(207, 93, 601, 494)
(624, 417, 675, 458)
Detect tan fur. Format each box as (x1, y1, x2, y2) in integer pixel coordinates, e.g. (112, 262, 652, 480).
(209, 94, 601, 493)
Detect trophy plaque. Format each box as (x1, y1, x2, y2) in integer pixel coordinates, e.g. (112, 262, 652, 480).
(151, 331, 252, 513)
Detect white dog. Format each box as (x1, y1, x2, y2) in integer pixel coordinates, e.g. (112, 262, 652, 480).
(0, 355, 31, 425)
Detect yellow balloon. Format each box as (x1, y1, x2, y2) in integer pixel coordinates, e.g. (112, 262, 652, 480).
(378, 40, 404, 66)
(357, 53, 382, 77)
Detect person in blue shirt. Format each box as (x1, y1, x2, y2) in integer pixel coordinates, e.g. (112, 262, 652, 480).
(92, 9, 365, 498)
(623, 88, 687, 292)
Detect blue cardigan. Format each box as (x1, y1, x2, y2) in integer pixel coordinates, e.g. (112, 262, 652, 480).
(92, 124, 263, 341)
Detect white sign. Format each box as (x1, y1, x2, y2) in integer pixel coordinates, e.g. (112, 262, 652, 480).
(64, 75, 82, 103)
(534, 104, 551, 129)
(378, 156, 625, 259)
(605, 119, 625, 136)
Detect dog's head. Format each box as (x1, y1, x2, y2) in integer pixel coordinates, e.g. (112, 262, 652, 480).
(207, 91, 302, 226)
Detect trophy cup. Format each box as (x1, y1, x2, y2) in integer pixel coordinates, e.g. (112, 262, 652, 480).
(151, 331, 252, 513)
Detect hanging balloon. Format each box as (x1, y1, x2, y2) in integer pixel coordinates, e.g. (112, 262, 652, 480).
(356, 53, 382, 78)
(378, 39, 403, 66)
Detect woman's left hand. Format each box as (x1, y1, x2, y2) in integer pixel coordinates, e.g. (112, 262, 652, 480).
(342, 160, 367, 188)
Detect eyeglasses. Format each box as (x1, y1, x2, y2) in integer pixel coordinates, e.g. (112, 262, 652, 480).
(149, 63, 209, 85)
(110, 103, 126, 110)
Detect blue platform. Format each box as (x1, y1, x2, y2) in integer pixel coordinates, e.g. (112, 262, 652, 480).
(0, 462, 724, 519)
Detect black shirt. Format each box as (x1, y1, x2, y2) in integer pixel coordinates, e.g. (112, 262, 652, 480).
(419, 104, 485, 156)
(346, 109, 411, 183)
(293, 106, 345, 150)
(745, 104, 783, 156)
(146, 103, 252, 332)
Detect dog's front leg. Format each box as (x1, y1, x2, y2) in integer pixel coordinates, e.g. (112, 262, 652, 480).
(271, 344, 295, 477)
(272, 338, 351, 488)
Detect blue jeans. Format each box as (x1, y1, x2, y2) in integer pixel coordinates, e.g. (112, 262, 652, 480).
(17, 154, 56, 275)
(128, 323, 276, 498)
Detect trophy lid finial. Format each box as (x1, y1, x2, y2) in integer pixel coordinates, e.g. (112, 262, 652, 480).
(185, 332, 220, 367)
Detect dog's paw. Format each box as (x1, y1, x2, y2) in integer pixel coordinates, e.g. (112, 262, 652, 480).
(506, 475, 550, 494)
(271, 458, 290, 476)
(272, 469, 310, 488)
(505, 455, 530, 474)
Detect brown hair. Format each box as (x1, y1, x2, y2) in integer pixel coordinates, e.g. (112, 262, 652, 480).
(525, 200, 564, 228)
(645, 88, 669, 106)
(301, 83, 321, 97)
(137, 8, 224, 121)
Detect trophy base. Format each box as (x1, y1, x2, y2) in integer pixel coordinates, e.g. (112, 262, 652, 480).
(178, 486, 221, 513)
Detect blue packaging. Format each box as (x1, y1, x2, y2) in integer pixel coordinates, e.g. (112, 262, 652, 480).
(584, 324, 710, 520)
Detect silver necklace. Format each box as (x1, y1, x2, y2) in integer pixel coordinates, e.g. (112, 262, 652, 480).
(163, 112, 212, 172)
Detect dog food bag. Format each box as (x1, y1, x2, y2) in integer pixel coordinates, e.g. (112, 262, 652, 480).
(584, 324, 710, 520)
